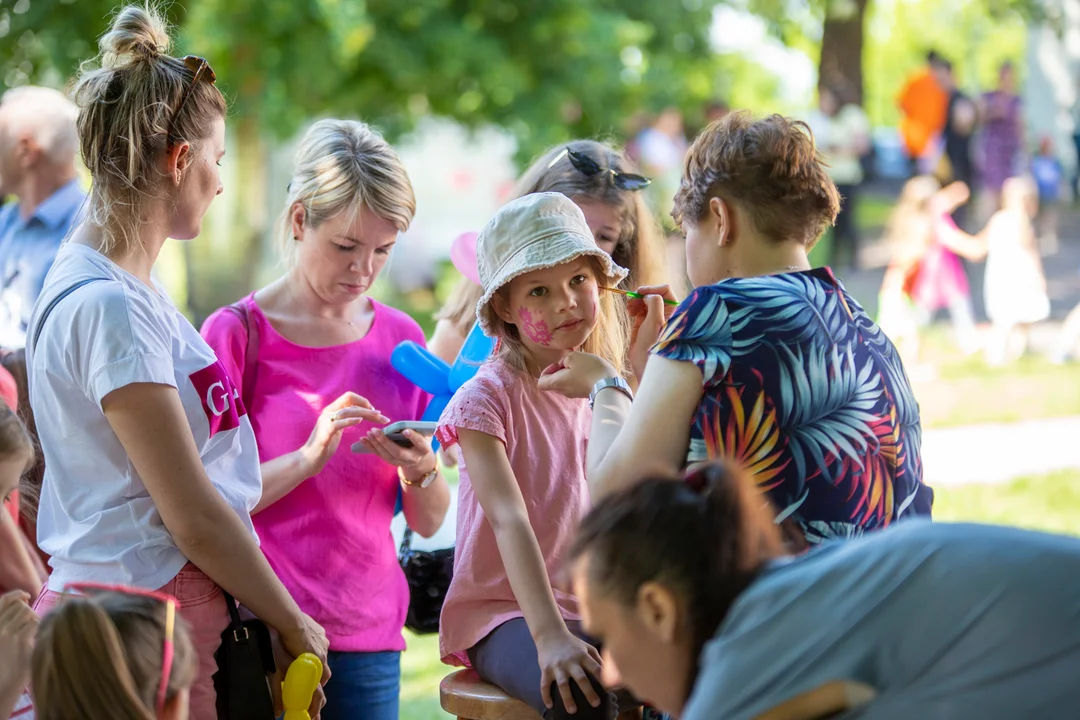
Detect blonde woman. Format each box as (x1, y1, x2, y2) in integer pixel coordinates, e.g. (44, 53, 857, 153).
(27, 5, 328, 718)
(201, 118, 450, 720)
(428, 139, 667, 365)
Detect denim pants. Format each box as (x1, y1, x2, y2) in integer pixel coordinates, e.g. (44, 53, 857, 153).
(321, 650, 401, 720)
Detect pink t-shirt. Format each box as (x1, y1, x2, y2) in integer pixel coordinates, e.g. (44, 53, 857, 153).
(201, 294, 428, 652)
(436, 357, 590, 665)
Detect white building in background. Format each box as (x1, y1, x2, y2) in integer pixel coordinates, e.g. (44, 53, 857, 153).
(1025, 0, 1080, 185)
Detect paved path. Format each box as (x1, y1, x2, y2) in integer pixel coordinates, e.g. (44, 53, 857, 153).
(394, 415, 1080, 550)
(921, 415, 1080, 488)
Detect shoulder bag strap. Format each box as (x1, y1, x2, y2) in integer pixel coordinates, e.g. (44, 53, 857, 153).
(30, 277, 107, 353)
(223, 297, 259, 412)
(220, 588, 245, 630)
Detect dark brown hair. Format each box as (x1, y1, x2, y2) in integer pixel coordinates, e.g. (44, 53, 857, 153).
(672, 111, 840, 248)
(32, 592, 196, 720)
(567, 463, 785, 691)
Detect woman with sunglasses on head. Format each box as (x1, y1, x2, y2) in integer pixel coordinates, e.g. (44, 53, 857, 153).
(31, 586, 196, 720)
(26, 6, 328, 718)
(428, 139, 668, 369)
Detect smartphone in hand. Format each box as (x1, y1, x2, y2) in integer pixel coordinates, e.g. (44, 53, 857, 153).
(351, 421, 438, 453)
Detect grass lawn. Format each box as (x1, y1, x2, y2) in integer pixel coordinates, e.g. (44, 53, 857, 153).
(399, 469, 1080, 719)
(910, 329, 1080, 428)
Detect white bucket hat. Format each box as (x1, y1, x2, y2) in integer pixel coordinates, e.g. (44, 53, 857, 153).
(474, 192, 628, 337)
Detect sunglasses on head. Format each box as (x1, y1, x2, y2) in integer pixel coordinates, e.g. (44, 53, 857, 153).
(63, 582, 179, 715)
(167, 55, 217, 144)
(548, 147, 652, 191)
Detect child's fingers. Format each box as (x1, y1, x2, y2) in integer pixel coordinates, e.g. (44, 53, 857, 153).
(540, 669, 554, 709)
(570, 664, 602, 709)
(555, 669, 577, 714)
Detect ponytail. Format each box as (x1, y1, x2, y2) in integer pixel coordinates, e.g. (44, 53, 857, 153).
(568, 463, 786, 664)
(31, 593, 195, 720)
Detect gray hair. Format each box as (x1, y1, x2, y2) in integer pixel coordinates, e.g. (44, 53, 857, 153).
(0, 86, 79, 165)
(278, 118, 415, 268)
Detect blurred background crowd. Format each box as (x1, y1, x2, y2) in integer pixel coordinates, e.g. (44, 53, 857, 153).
(3, 0, 1080, 717)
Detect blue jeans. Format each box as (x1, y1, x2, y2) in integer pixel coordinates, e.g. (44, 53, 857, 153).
(320, 650, 401, 720)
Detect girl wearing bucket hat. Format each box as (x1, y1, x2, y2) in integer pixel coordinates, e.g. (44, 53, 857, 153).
(428, 139, 667, 366)
(435, 192, 637, 719)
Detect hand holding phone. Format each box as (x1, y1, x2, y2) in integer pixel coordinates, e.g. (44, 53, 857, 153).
(351, 421, 437, 453)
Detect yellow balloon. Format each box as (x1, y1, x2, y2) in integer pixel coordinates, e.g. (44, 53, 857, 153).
(282, 653, 323, 720)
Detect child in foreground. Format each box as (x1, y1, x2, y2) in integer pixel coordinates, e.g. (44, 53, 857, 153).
(31, 587, 197, 720)
(436, 192, 634, 718)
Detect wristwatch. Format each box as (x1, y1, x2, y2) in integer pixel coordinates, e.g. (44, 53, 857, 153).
(399, 464, 438, 489)
(589, 376, 633, 409)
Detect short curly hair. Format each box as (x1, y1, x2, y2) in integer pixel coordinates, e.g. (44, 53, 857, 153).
(672, 112, 841, 248)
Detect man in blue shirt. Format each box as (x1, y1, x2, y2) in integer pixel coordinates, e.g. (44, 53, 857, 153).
(0, 85, 85, 348)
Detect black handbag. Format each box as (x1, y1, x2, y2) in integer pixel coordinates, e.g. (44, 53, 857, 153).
(399, 526, 454, 635)
(212, 590, 277, 719)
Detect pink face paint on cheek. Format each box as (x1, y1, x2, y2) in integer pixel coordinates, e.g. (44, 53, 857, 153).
(518, 307, 554, 346)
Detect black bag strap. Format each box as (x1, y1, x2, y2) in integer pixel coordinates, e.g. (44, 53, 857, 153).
(30, 277, 107, 352)
(221, 589, 244, 630)
(223, 297, 259, 412)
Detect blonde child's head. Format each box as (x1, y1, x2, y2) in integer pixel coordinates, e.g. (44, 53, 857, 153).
(0, 404, 33, 507)
(883, 176, 941, 255)
(1001, 175, 1038, 218)
(32, 589, 196, 720)
(436, 139, 667, 342)
(476, 193, 630, 376)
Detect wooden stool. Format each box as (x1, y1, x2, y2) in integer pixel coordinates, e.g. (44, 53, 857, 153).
(440, 669, 539, 719)
(440, 670, 645, 720)
(753, 680, 877, 720)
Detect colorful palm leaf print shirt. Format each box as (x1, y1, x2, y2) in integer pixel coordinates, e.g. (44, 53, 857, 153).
(651, 268, 931, 543)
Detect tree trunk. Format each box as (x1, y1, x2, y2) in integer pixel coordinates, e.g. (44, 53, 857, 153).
(818, 0, 871, 105)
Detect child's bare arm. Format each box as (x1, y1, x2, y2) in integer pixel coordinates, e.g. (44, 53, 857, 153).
(459, 429, 571, 642)
(458, 429, 603, 712)
(937, 215, 988, 261)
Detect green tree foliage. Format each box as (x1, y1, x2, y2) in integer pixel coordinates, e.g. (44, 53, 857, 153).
(0, 0, 729, 317)
(0, 0, 725, 159)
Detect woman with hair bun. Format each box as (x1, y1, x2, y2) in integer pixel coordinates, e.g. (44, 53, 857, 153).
(27, 5, 328, 717)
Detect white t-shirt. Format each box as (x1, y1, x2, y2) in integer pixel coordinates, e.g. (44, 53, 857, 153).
(28, 242, 261, 591)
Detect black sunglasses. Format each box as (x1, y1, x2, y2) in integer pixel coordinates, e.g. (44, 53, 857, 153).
(167, 55, 217, 143)
(548, 147, 651, 191)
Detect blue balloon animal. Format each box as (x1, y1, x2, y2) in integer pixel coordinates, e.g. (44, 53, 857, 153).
(390, 322, 495, 453)
(390, 323, 494, 515)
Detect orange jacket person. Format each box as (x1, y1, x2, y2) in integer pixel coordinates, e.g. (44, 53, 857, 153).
(898, 52, 950, 164)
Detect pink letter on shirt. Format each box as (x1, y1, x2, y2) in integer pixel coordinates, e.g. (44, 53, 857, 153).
(189, 361, 246, 436)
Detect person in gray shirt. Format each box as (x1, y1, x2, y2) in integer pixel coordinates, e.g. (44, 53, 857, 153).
(568, 463, 1080, 720)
